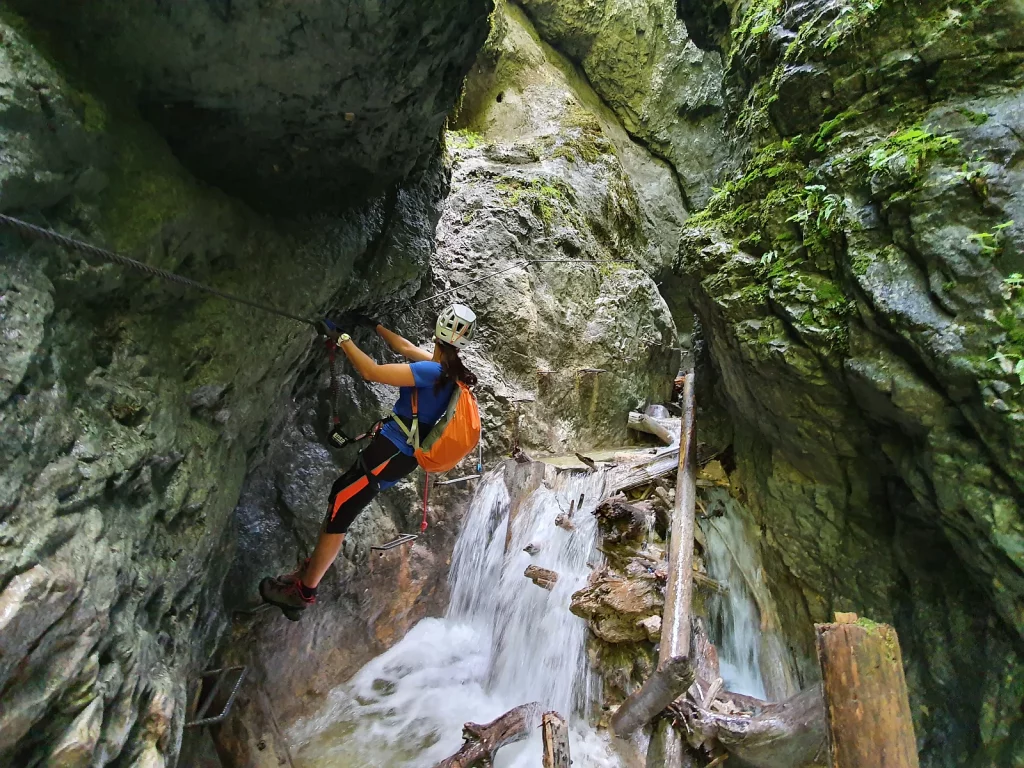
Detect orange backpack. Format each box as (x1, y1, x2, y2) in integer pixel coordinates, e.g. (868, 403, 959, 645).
(393, 381, 481, 473)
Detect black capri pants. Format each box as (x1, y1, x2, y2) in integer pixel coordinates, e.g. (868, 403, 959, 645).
(322, 431, 419, 534)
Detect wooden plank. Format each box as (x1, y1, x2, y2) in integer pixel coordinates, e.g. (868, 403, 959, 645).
(541, 711, 571, 768)
(815, 616, 919, 768)
(434, 703, 540, 768)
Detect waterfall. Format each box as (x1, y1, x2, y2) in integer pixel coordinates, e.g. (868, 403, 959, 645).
(289, 466, 626, 767)
(702, 489, 769, 700)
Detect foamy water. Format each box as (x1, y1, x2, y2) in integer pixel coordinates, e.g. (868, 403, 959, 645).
(289, 467, 627, 767)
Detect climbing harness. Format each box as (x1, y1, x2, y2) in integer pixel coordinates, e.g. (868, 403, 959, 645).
(0, 214, 319, 327)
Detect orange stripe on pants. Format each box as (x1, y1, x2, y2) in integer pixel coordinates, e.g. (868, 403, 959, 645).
(330, 457, 393, 520)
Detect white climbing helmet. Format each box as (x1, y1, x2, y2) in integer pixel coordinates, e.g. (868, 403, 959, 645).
(435, 303, 477, 349)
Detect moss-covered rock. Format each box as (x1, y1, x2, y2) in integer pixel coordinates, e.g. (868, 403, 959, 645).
(519, 0, 729, 208)
(671, 0, 1024, 764)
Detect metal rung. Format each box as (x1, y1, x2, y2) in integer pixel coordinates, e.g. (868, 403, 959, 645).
(186, 666, 247, 728)
(371, 533, 418, 551)
(435, 474, 481, 486)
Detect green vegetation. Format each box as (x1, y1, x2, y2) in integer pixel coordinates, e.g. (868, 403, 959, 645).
(496, 177, 574, 228)
(449, 129, 485, 149)
(867, 127, 960, 177)
(956, 107, 990, 125)
(968, 221, 1015, 257)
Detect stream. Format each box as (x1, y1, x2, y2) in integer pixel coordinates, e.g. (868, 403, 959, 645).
(289, 467, 628, 767)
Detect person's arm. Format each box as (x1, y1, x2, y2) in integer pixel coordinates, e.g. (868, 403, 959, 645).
(339, 337, 416, 387)
(377, 325, 433, 362)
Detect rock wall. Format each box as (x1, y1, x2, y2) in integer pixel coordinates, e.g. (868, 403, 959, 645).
(673, 0, 1024, 765)
(4, 0, 494, 212)
(0, 2, 490, 764)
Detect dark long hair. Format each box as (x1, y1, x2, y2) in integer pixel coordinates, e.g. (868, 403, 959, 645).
(436, 340, 477, 393)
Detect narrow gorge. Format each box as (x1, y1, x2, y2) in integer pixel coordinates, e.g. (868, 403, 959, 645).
(1, 1, 1023, 767)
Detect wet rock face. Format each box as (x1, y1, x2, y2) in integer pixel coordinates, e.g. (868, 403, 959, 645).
(517, 0, 729, 208)
(0, 9, 461, 766)
(434, 3, 684, 452)
(7, 0, 493, 211)
(671, 0, 1024, 764)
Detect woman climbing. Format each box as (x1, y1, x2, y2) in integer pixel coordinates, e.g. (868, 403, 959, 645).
(258, 303, 479, 619)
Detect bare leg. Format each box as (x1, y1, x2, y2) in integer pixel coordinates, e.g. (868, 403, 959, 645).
(303, 532, 346, 588)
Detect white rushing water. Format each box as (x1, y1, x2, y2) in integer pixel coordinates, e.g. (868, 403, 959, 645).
(702, 489, 769, 701)
(290, 467, 628, 768)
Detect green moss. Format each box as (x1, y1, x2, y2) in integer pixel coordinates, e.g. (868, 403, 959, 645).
(814, 110, 858, 151)
(867, 126, 961, 178)
(956, 107, 990, 125)
(496, 177, 574, 228)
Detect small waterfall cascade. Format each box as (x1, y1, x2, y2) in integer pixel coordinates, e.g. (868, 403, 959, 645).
(290, 465, 626, 767)
(701, 488, 769, 700)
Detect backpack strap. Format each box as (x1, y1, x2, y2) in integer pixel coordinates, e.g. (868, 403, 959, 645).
(391, 389, 421, 451)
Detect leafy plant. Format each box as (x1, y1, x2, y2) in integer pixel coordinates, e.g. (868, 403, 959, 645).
(968, 221, 1015, 257)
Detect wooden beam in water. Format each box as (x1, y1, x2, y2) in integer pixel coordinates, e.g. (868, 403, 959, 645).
(541, 711, 571, 768)
(816, 615, 920, 768)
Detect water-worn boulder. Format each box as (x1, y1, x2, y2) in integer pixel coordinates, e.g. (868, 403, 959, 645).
(5, 0, 493, 211)
(0, 4, 487, 764)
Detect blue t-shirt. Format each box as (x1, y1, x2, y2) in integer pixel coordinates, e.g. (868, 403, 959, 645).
(380, 361, 455, 458)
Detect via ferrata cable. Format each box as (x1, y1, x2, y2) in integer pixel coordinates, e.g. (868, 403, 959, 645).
(0, 214, 319, 328)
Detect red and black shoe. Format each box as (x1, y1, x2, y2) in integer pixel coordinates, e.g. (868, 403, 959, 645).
(259, 562, 315, 621)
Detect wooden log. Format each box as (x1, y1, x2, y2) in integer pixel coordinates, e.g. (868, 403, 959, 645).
(434, 703, 540, 768)
(541, 712, 571, 768)
(525, 565, 559, 591)
(684, 684, 826, 768)
(609, 655, 694, 737)
(647, 372, 697, 767)
(661, 371, 697, 664)
(628, 411, 680, 445)
(815, 616, 919, 768)
(609, 447, 681, 494)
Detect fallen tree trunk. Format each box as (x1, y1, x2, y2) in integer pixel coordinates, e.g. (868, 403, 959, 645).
(609, 448, 680, 494)
(610, 655, 694, 737)
(434, 703, 540, 768)
(680, 685, 827, 768)
(628, 411, 680, 445)
(542, 712, 571, 768)
(816, 616, 919, 768)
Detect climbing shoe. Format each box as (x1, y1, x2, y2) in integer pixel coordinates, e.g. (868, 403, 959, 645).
(259, 571, 316, 622)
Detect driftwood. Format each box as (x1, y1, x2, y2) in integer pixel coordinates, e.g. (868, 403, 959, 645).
(541, 711, 571, 768)
(628, 411, 681, 445)
(610, 448, 681, 494)
(610, 656, 694, 738)
(816, 615, 919, 768)
(434, 703, 540, 768)
(679, 685, 827, 768)
(525, 565, 558, 591)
